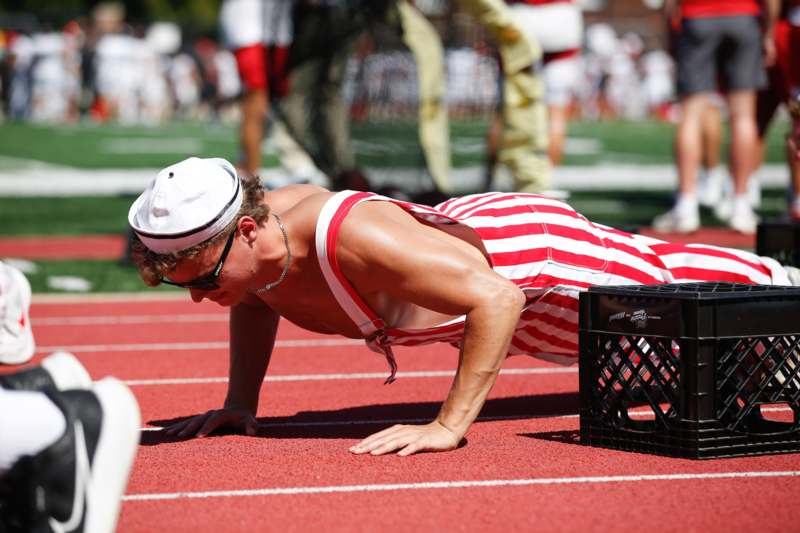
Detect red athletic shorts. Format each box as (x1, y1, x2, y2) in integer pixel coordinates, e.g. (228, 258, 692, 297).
(234, 44, 290, 98)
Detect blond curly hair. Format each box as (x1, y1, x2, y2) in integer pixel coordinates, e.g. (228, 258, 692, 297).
(131, 173, 270, 286)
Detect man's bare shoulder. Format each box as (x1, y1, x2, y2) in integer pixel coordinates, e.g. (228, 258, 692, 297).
(264, 184, 330, 214)
(338, 198, 429, 248)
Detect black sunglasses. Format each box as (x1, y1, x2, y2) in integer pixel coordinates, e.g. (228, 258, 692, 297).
(161, 228, 237, 290)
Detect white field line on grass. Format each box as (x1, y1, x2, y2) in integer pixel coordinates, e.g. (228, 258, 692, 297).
(1, 163, 791, 196)
(123, 470, 800, 501)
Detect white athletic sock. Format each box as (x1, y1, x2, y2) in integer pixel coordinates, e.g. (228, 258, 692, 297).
(675, 193, 698, 213)
(732, 194, 751, 212)
(0, 388, 66, 471)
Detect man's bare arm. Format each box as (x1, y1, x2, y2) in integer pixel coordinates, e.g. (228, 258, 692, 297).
(342, 204, 525, 455)
(165, 292, 279, 438)
(225, 293, 280, 412)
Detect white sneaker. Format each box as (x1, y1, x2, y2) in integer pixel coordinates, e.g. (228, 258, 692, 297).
(747, 177, 761, 209)
(698, 167, 726, 208)
(785, 266, 800, 286)
(652, 205, 700, 234)
(0, 262, 35, 365)
(713, 178, 734, 221)
(728, 202, 759, 235)
(0, 351, 91, 391)
(714, 178, 761, 221)
(0, 377, 140, 533)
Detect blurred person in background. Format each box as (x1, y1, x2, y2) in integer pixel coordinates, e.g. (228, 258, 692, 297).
(2, 24, 82, 123)
(192, 36, 244, 124)
(0, 30, 7, 119)
(693, 98, 734, 213)
(641, 48, 675, 119)
(580, 22, 617, 120)
(88, 1, 130, 122)
(219, 0, 293, 179)
(491, 0, 583, 167)
(139, 22, 180, 125)
(92, 4, 177, 125)
(752, 0, 800, 219)
(659, 8, 738, 221)
(603, 31, 648, 120)
(6, 30, 35, 120)
(212, 43, 243, 123)
(653, 0, 780, 235)
(458, 0, 550, 195)
(28, 28, 81, 123)
(169, 50, 203, 120)
(278, 0, 378, 191)
(786, 3, 800, 214)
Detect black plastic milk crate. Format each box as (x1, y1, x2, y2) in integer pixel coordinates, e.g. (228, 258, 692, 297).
(756, 220, 800, 267)
(579, 282, 800, 459)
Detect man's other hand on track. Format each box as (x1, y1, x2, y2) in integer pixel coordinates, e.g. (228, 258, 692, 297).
(349, 421, 460, 456)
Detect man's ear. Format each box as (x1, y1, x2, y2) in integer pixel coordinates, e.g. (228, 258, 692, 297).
(237, 216, 259, 244)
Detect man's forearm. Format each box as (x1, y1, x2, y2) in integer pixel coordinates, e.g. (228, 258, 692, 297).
(224, 301, 280, 412)
(436, 288, 525, 438)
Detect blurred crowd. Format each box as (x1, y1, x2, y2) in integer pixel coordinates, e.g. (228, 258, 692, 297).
(0, 2, 678, 127)
(0, 3, 242, 125)
(2, 0, 798, 231)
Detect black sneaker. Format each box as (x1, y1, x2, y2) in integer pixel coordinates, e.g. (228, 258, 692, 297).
(0, 352, 91, 392)
(0, 378, 140, 533)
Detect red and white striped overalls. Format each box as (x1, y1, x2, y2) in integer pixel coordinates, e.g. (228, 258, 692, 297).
(315, 191, 790, 383)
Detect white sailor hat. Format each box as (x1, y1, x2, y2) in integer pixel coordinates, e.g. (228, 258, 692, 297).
(128, 157, 242, 254)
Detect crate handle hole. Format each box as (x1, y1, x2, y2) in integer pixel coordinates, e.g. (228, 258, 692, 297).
(615, 403, 673, 433)
(737, 403, 800, 435)
(627, 403, 672, 422)
(759, 403, 796, 424)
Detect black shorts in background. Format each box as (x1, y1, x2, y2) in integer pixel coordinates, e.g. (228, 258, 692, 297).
(676, 15, 766, 97)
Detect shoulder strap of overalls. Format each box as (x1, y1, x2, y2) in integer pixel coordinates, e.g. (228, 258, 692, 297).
(315, 191, 399, 383)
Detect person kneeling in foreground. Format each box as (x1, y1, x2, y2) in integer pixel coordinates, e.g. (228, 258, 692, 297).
(128, 157, 797, 456)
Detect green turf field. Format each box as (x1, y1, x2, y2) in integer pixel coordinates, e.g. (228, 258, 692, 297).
(0, 118, 792, 169)
(21, 260, 178, 294)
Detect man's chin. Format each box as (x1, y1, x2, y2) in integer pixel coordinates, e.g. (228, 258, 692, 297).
(209, 292, 240, 307)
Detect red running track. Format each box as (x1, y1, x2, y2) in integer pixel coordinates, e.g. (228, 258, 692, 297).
(0, 235, 125, 260)
(5, 294, 799, 532)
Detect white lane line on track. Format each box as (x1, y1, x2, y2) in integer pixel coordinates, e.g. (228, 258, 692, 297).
(124, 367, 577, 386)
(138, 412, 561, 432)
(137, 406, 794, 432)
(138, 413, 554, 432)
(123, 470, 800, 501)
(32, 314, 227, 326)
(35, 338, 364, 353)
